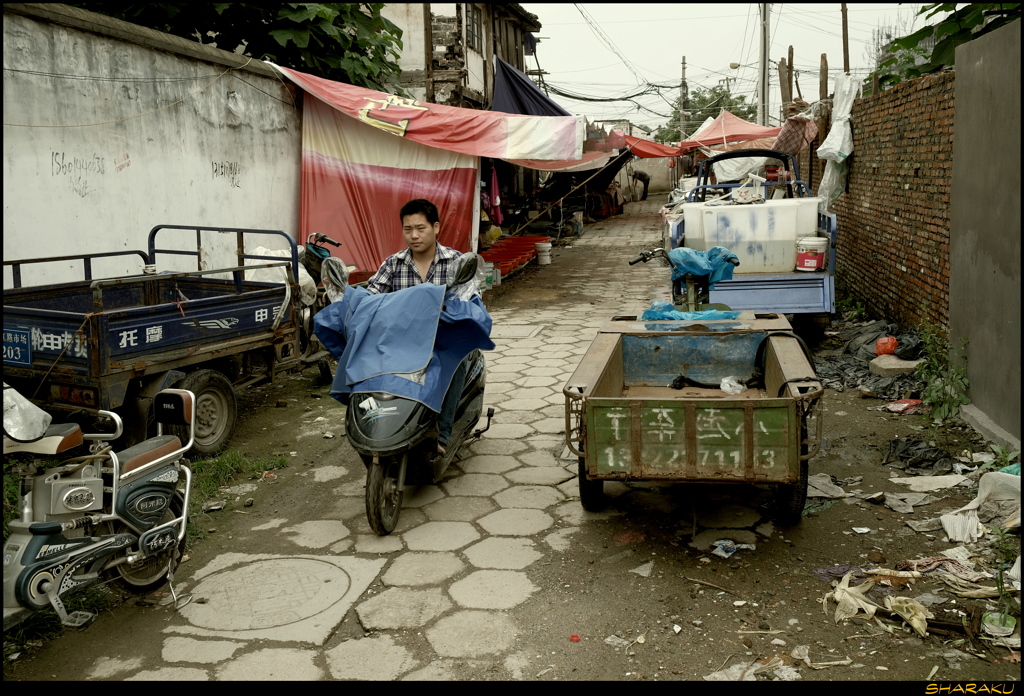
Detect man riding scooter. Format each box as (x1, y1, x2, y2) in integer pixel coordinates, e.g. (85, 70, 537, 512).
(364, 199, 467, 458)
(313, 198, 494, 534)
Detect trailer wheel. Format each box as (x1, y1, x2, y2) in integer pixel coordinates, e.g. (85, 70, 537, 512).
(578, 457, 606, 511)
(174, 369, 237, 457)
(774, 426, 809, 526)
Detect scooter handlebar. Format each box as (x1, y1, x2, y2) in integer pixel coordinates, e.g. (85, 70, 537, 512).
(628, 254, 647, 265)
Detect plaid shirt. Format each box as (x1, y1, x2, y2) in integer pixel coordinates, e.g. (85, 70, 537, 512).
(365, 243, 462, 294)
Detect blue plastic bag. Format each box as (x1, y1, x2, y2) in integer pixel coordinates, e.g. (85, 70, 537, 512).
(640, 302, 741, 321)
(667, 246, 739, 288)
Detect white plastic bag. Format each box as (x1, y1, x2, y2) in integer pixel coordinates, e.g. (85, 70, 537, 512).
(720, 376, 745, 395)
(3, 383, 51, 442)
(244, 246, 317, 306)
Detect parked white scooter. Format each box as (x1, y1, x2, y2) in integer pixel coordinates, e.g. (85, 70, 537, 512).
(3, 383, 194, 628)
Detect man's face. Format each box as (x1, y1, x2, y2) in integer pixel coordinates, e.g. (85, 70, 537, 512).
(402, 213, 439, 254)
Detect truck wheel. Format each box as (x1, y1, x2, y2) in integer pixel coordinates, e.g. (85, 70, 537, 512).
(175, 369, 237, 457)
(578, 457, 606, 511)
(774, 427, 809, 526)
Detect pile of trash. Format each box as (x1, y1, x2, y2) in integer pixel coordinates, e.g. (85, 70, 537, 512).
(814, 320, 925, 401)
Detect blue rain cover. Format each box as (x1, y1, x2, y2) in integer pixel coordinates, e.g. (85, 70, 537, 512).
(667, 246, 739, 287)
(640, 303, 742, 321)
(314, 284, 494, 412)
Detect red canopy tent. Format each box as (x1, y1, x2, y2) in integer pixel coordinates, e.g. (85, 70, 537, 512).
(623, 135, 682, 158)
(678, 110, 782, 152)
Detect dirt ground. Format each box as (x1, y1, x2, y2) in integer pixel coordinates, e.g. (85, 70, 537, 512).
(4, 217, 1020, 682)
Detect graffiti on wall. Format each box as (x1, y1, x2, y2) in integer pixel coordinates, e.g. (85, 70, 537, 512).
(51, 151, 106, 198)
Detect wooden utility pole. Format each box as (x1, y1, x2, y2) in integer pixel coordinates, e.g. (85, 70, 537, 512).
(680, 56, 688, 139)
(820, 53, 829, 100)
(841, 3, 850, 74)
(757, 4, 770, 126)
(787, 45, 794, 106)
(778, 57, 791, 117)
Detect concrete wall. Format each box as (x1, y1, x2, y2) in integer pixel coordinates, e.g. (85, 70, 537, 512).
(3, 5, 302, 287)
(948, 21, 1021, 444)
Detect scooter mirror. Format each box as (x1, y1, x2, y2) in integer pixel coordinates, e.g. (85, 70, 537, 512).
(447, 252, 480, 288)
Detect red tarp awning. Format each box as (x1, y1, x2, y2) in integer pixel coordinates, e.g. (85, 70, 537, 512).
(624, 135, 682, 158)
(679, 110, 782, 152)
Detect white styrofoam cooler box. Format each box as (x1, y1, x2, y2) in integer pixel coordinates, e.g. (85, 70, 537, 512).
(681, 198, 820, 273)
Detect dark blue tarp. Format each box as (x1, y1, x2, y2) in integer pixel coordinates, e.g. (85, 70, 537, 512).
(491, 57, 570, 117)
(314, 284, 494, 412)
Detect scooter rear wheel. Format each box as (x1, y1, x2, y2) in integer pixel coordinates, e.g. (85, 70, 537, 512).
(366, 455, 404, 535)
(105, 491, 187, 593)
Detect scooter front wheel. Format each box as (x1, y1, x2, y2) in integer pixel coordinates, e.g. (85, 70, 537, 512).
(366, 454, 404, 535)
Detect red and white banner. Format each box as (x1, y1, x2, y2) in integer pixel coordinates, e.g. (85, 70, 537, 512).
(299, 95, 477, 274)
(273, 65, 583, 161)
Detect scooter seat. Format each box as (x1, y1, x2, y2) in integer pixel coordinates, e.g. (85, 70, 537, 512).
(3, 422, 83, 456)
(115, 435, 182, 475)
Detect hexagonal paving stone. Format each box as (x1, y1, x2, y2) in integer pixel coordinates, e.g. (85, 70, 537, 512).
(404, 485, 444, 508)
(463, 538, 543, 570)
(494, 485, 563, 510)
(531, 418, 565, 434)
(402, 522, 480, 551)
(530, 359, 568, 368)
(477, 509, 554, 536)
(482, 423, 535, 440)
(423, 496, 496, 522)
(356, 587, 452, 630)
(467, 439, 528, 456)
(497, 399, 551, 412)
(325, 634, 419, 680)
(544, 336, 581, 344)
(505, 467, 573, 486)
(488, 409, 543, 425)
(512, 375, 558, 388)
(508, 387, 555, 400)
(518, 450, 560, 467)
(441, 473, 509, 497)
(448, 570, 538, 609)
(426, 611, 519, 658)
(383, 552, 466, 585)
(459, 455, 520, 474)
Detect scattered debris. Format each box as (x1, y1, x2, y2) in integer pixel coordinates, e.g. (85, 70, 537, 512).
(906, 518, 943, 532)
(884, 399, 923, 414)
(981, 611, 1016, 638)
(790, 644, 853, 669)
(202, 500, 226, 512)
(807, 473, 849, 498)
(629, 561, 654, 577)
(771, 664, 802, 681)
(887, 596, 933, 637)
(244, 498, 254, 507)
(883, 438, 960, 476)
(852, 527, 872, 534)
(883, 491, 939, 514)
(604, 635, 631, 649)
(771, 638, 788, 646)
(897, 552, 990, 583)
(673, 624, 682, 634)
(824, 571, 884, 624)
(570, 634, 581, 642)
(940, 471, 1020, 542)
(890, 474, 967, 493)
(323, 432, 335, 439)
(711, 539, 756, 558)
(685, 576, 741, 596)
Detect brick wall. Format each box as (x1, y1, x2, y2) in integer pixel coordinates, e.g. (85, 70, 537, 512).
(798, 71, 956, 330)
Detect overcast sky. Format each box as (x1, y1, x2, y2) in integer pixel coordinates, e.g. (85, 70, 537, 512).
(519, 3, 923, 134)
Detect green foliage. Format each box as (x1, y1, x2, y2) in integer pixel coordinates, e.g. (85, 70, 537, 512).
(985, 443, 1021, 472)
(75, 3, 405, 91)
(185, 449, 288, 546)
(874, 3, 1021, 90)
(653, 85, 758, 143)
(989, 526, 1020, 617)
(915, 322, 970, 423)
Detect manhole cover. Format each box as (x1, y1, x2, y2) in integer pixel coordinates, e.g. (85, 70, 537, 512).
(185, 557, 350, 631)
(491, 325, 544, 339)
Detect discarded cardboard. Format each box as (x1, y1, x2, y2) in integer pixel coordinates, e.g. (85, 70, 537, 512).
(807, 473, 849, 498)
(890, 474, 967, 492)
(941, 471, 1021, 542)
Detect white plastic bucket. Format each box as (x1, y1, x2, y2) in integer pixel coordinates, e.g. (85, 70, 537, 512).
(796, 236, 828, 271)
(535, 242, 552, 266)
